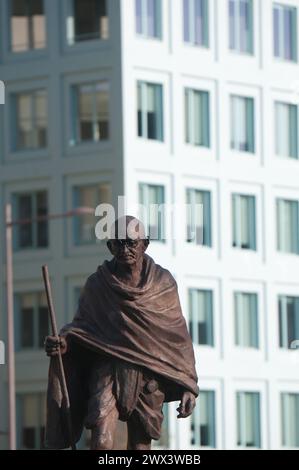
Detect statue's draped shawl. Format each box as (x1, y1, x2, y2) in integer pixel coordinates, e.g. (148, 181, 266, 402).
(45, 254, 199, 448)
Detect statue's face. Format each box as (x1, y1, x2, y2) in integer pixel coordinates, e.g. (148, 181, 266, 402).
(107, 238, 148, 266)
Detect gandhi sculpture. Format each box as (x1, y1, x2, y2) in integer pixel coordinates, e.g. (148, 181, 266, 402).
(44, 216, 199, 450)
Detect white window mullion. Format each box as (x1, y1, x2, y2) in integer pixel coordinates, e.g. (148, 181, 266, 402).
(281, 296, 288, 348)
(279, 6, 284, 59)
(142, 83, 148, 138)
(189, 0, 195, 44)
(284, 394, 291, 446)
(236, 0, 241, 53)
(194, 395, 201, 446)
(239, 294, 245, 346)
(192, 290, 199, 345)
(240, 393, 247, 446)
(236, 195, 242, 248)
(191, 90, 196, 145)
(189, 189, 195, 243)
(141, 0, 147, 36)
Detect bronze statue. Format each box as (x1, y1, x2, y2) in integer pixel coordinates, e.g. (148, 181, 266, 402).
(44, 216, 199, 450)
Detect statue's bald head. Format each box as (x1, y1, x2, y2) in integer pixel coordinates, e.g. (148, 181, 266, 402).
(109, 215, 147, 240)
(107, 216, 149, 265)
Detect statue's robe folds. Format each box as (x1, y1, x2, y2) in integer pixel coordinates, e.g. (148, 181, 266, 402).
(45, 254, 199, 449)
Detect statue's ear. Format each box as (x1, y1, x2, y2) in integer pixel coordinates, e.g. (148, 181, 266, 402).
(107, 240, 113, 253)
(143, 238, 150, 251)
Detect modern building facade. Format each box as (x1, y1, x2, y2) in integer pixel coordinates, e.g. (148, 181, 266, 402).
(1, 0, 299, 450)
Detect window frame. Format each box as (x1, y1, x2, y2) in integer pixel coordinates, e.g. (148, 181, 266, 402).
(9, 0, 47, 54)
(13, 190, 49, 251)
(234, 291, 259, 348)
(229, 0, 254, 55)
(72, 182, 112, 246)
(230, 94, 255, 153)
(188, 288, 214, 346)
(273, 2, 298, 62)
(12, 88, 48, 152)
(135, 0, 162, 39)
(232, 193, 257, 251)
(137, 80, 164, 142)
(183, 0, 209, 48)
(138, 182, 166, 242)
(236, 391, 261, 448)
(191, 390, 216, 447)
(276, 198, 299, 255)
(281, 392, 299, 448)
(15, 291, 49, 351)
(275, 101, 299, 159)
(70, 80, 110, 146)
(66, 0, 109, 46)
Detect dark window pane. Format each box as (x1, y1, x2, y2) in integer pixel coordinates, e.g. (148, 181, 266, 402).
(200, 424, 209, 446)
(198, 321, 207, 344)
(97, 120, 109, 140)
(80, 122, 93, 141)
(20, 307, 34, 348)
(36, 191, 48, 248)
(147, 111, 156, 139)
(39, 426, 45, 449)
(18, 194, 33, 248)
(74, 0, 108, 41)
(137, 110, 142, 136)
(23, 427, 36, 449)
(38, 307, 48, 348)
(29, 0, 43, 15)
(287, 299, 296, 345)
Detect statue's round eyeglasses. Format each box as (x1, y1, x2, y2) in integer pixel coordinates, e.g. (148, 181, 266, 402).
(111, 239, 140, 248)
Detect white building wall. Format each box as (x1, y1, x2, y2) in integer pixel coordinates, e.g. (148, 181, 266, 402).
(120, 0, 299, 449)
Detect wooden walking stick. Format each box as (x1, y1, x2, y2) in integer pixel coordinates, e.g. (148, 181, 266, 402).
(42, 265, 77, 451)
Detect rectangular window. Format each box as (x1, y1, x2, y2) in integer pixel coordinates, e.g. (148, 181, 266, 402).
(232, 194, 256, 250)
(191, 390, 215, 447)
(185, 88, 210, 147)
(275, 102, 298, 159)
(278, 296, 299, 349)
(10, 0, 46, 52)
(183, 0, 209, 47)
(73, 183, 112, 245)
(72, 82, 109, 144)
(229, 0, 253, 54)
(186, 189, 211, 246)
(14, 191, 48, 250)
(188, 289, 214, 346)
(137, 81, 163, 141)
(273, 3, 297, 62)
(277, 199, 299, 254)
(68, 0, 108, 44)
(234, 292, 259, 348)
(16, 292, 48, 350)
(230, 95, 255, 152)
(139, 183, 165, 241)
(154, 403, 169, 448)
(136, 0, 162, 39)
(237, 392, 261, 447)
(14, 90, 47, 150)
(17, 393, 46, 449)
(281, 393, 299, 447)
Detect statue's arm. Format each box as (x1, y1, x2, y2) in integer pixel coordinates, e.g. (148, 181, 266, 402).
(44, 335, 68, 357)
(176, 390, 197, 418)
